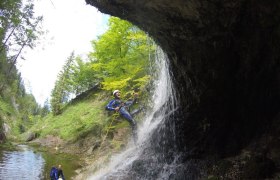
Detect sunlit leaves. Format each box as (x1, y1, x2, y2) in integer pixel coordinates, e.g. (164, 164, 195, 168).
(89, 17, 155, 92)
(102, 77, 132, 91)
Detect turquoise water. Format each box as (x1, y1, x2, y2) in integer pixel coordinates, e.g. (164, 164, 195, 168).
(0, 145, 81, 180)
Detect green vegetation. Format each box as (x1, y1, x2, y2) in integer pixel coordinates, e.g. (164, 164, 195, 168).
(33, 17, 154, 144)
(50, 17, 154, 115)
(0, 0, 45, 142)
(1, 1, 154, 155)
(29, 91, 108, 141)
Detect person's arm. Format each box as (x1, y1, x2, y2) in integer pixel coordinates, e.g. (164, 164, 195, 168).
(106, 99, 117, 111)
(125, 93, 138, 107)
(55, 169, 59, 180)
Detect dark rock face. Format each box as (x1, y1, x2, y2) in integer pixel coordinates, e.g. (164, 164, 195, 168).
(86, 0, 280, 177)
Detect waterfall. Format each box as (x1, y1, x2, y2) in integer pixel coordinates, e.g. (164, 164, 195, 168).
(87, 47, 178, 180)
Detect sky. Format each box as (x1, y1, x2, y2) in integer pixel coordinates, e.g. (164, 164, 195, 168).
(17, 0, 109, 106)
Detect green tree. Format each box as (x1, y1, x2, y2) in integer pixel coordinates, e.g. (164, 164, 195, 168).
(0, 0, 43, 91)
(68, 56, 98, 95)
(0, 0, 43, 73)
(51, 52, 76, 115)
(0, 0, 43, 140)
(89, 17, 155, 92)
(50, 17, 155, 111)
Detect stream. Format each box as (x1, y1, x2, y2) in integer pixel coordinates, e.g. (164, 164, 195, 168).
(0, 144, 81, 180)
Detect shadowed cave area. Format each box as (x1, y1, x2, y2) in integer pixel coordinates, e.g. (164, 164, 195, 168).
(86, 0, 280, 179)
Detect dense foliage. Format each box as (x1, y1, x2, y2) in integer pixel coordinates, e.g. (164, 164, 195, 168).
(50, 17, 155, 115)
(0, 0, 46, 141)
(90, 17, 154, 92)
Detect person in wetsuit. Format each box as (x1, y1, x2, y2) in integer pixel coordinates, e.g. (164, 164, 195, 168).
(106, 90, 138, 143)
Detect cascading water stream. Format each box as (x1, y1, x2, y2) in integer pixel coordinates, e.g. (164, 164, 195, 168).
(88, 47, 178, 180)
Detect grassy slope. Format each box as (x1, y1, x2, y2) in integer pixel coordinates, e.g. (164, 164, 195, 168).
(27, 91, 113, 142)
(26, 89, 135, 147)
(17, 89, 146, 178)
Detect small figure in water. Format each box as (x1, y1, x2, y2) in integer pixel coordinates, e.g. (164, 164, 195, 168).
(50, 164, 65, 180)
(50, 166, 58, 180)
(106, 90, 139, 143)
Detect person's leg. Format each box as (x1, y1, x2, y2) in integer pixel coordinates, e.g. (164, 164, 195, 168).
(130, 105, 144, 117)
(120, 108, 138, 143)
(130, 119, 138, 143)
(124, 100, 134, 107)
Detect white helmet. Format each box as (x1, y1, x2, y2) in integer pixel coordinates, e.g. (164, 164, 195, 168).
(113, 90, 120, 96)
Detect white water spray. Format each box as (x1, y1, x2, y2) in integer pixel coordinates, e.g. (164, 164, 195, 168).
(87, 47, 177, 180)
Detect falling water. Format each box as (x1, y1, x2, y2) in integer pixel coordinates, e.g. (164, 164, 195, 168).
(88, 47, 178, 180)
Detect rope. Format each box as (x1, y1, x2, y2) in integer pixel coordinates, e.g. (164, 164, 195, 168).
(97, 113, 118, 152)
